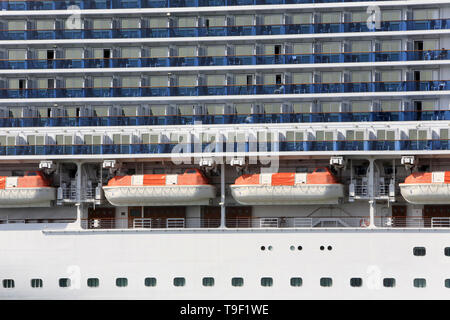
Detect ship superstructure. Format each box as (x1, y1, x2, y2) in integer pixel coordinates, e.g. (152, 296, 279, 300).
(0, 0, 450, 299)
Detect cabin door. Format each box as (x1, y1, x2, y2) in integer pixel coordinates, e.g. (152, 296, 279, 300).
(87, 207, 115, 229)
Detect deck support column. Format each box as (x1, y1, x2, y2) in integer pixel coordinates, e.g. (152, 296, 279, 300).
(76, 161, 83, 229)
(220, 163, 226, 228)
(368, 158, 376, 228)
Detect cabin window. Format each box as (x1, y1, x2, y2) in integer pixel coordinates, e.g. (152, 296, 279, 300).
(320, 278, 333, 287)
(31, 279, 43, 288)
(383, 278, 396, 288)
(350, 278, 363, 287)
(87, 278, 99, 288)
(59, 278, 71, 288)
(413, 247, 426, 256)
(413, 278, 426, 288)
(261, 277, 273, 287)
(173, 277, 186, 287)
(116, 278, 128, 287)
(444, 247, 450, 256)
(290, 277, 303, 287)
(202, 277, 215, 287)
(232, 278, 244, 287)
(445, 279, 450, 288)
(145, 277, 157, 287)
(2, 279, 14, 288)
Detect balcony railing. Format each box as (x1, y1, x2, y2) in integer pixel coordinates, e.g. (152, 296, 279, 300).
(2, 79, 449, 100)
(1, 49, 448, 70)
(0, 19, 448, 41)
(1, 139, 450, 156)
(0, 109, 448, 128)
(0, 0, 398, 11)
(77, 216, 450, 230)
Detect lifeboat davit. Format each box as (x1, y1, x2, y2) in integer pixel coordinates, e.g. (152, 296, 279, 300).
(230, 167, 344, 205)
(103, 169, 216, 206)
(0, 171, 56, 207)
(400, 171, 450, 204)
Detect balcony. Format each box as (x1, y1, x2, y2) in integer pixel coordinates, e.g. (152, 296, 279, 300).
(2, 138, 450, 157)
(1, 79, 448, 100)
(0, 0, 407, 11)
(1, 18, 449, 41)
(1, 49, 448, 71)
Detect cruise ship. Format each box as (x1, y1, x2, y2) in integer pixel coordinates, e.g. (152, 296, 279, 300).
(0, 0, 450, 300)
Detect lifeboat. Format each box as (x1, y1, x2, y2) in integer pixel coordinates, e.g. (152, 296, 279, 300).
(230, 167, 344, 205)
(103, 169, 216, 206)
(0, 171, 56, 207)
(400, 171, 450, 204)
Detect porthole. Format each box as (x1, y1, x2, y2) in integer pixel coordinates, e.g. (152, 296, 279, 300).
(290, 277, 303, 287)
(383, 278, 396, 288)
(413, 278, 426, 288)
(173, 277, 186, 287)
(145, 277, 157, 287)
(261, 277, 273, 287)
(320, 278, 332, 287)
(445, 247, 450, 256)
(297, 246, 302, 251)
(268, 246, 273, 251)
(116, 278, 128, 287)
(445, 279, 450, 288)
(327, 246, 332, 251)
(350, 278, 362, 287)
(59, 278, 70, 288)
(290, 246, 295, 251)
(202, 277, 215, 287)
(413, 247, 426, 256)
(87, 278, 99, 288)
(320, 246, 325, 251)
(31, 279, 43, 288)
(261, 246, 266, 251)
(231, 277, 244, 287)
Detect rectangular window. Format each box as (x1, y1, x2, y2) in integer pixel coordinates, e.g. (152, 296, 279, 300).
(150, 47, 169, 57)
(178, 75, 197, 86)
(293, 102, 312, 113)
(445, 247, 450, 256)
(383, 278, 396, 287)
(380, 100, 401, 112)
(122, 77, 140, 88)
(202, 277, 215, 287)
(293, 73, 312, 84)
(380, 40, 401, 52)
(263, 14, 283, 25)
(206, 75, 225, 86)
(178, 17, 196, 28)
(320, 278, 333, 287)
(149, 17, 167, 28)
(206, 45, 226, 57)
(116, 278, 128, 287)
(235, 45, 253, 56)
(322, 42, 341, 54)
(413, 9, 439, 20)
(381, 70, 401, 82)
(414, 278, 426, 288)
(381, 10, 402, 21)
(65, 77, 84, 88)
(290, 277, 303, 287)
(322, 72, 341, 83)
(145, 277, 157, 287)
(87, 278, 99, 288)
(65, 48, 83, 59)
(260, 277, 273, 287)
(351, 101, 371, 112)
(150, 76, 168, 87)
(292, 43, 313, 55)
(31, 279, 43, 288)
(93, 19, 111, 29)
(292, 13, 312, 24)
(8, 49, 26, 60)
(178, 46, 196, 57)
(204, 16, 225, 27)
(59, 278, 71, 288)
(36, 20, 54, 30)
(121, 18, 140, 29)
(8, 20, 26, 30)
(351, 41, 372, 52)
(322, 12, 341, 24)
(93, 77, 112, 88)
(235, 15, 253, 26)
(351, 11, 370, 23)
(173, 277, 186, 287)
(446, 279, 450, 288)
(121, 47, 141, 58)
(352, 71, 371, 83)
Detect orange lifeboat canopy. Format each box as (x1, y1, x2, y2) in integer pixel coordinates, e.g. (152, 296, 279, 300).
(0, 171, 52, 189)
(403, 171, 450, 184)
(107, 169, 210, 187)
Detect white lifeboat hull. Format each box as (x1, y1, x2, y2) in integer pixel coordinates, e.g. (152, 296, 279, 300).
(103, 185, 216, 206)
(0, 187, 56, 207)
(230, 184, 344, 205)
(400, 183, 450, 204)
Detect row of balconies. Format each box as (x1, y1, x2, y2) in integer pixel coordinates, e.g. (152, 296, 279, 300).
(0, 49, 447, 70)
(1, 18, 447, 41)
(0, 110, 445, 128)
(0, 80, 447, 99)
(0, 126, 448, 155)
(1, 0, 396, 11)
(0, 139, 448, 156)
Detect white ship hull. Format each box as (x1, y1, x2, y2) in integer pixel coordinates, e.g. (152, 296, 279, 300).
(103, 185, 216, 206)
(230, 184, 344, 205)
(0, 188, 56, 208)
(0, 224, 449, 300)
(400, 184, 450, 204)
